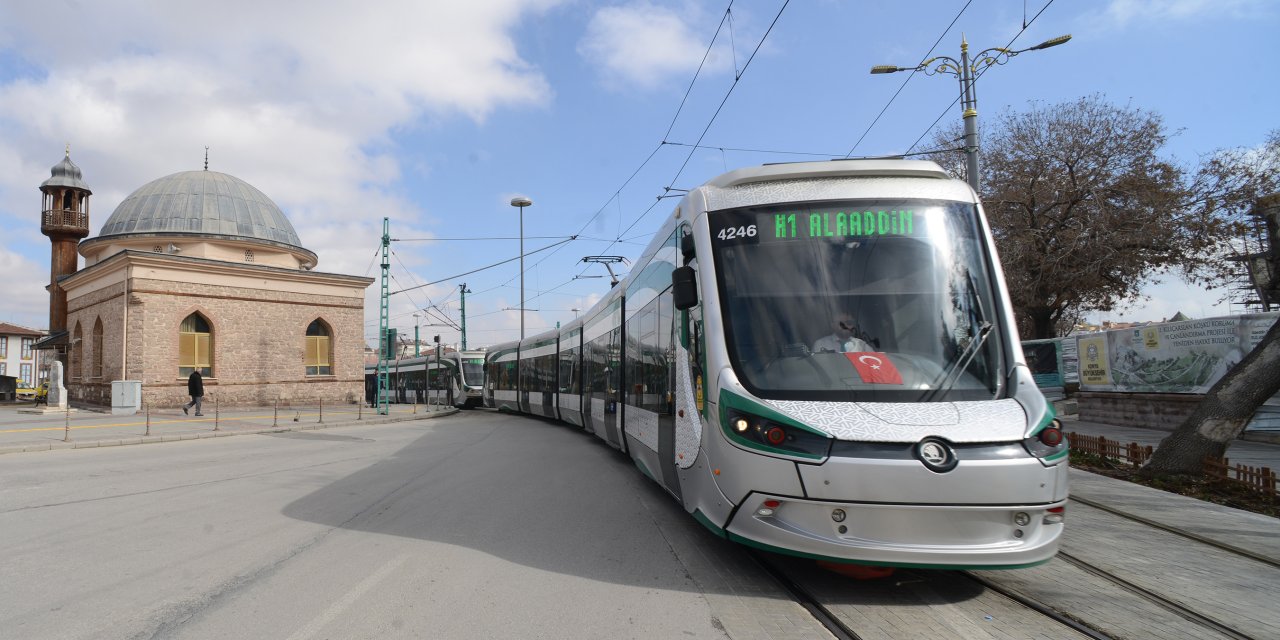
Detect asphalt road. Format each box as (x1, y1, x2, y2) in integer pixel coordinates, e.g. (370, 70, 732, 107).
(0, 410, 827, 640)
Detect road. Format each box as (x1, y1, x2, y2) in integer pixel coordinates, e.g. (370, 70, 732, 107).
(0, 410, 828, 640)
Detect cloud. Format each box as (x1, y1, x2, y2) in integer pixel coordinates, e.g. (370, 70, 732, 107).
(1091, 0, 1271, 27)
(0, 245, 49, 329)
(578, 2, 725, 90)
(0, 0, 563, 318)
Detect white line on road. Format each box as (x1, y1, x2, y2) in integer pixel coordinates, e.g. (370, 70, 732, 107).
(285, 554, 410, 640)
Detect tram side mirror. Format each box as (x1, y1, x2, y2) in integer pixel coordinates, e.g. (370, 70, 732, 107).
(680, 233, 696, 262)
(672, 265, 698, 310)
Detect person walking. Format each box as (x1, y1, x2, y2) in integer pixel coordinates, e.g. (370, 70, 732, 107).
(183, 370, 204, 416)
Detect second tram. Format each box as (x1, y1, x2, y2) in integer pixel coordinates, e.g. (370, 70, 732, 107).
(365, 349, 487, 409)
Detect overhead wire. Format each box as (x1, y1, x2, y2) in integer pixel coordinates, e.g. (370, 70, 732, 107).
(582, 0, 792, 273)
(904, 0, 1059, 155)
(845, 0, 973, 158)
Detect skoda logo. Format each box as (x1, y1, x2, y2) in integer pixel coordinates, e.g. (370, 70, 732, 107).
(915, 437, 958, 473)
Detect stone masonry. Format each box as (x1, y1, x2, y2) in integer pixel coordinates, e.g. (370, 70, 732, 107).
(67, 275, 366, 408)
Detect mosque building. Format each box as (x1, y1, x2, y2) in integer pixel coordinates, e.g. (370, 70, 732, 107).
(35, 151, 373, 408)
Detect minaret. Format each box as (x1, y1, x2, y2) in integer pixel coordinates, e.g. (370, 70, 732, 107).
(40, 147, 92, 340)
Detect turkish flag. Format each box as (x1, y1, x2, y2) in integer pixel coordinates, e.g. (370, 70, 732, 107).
(845, 352, 903, 385)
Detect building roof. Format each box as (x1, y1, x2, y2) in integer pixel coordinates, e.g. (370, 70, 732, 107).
(40, 153, 92, 192)
(0, 322, 44, 337)
(96, 170, 305, 250)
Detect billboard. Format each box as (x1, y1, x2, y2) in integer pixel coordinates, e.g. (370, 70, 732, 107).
(1077, 312, 1278, 393)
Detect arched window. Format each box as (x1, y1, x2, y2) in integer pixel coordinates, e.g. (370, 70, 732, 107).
(92, 318, 104, 379)
(179, 313, 213, 377)
(71, 322, 83, 381)
(305, 319, 332, 376)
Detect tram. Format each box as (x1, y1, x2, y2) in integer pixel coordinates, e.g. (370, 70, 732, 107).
(365, 349, 487, 409)
(483, 159, 1067, 568)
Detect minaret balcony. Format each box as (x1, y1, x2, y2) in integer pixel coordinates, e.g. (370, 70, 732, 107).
(42, 208, 90, 237)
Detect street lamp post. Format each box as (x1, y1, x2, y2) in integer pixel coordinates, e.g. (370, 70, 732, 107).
(510, 196, 532, 340)
(871, 33, 1070, 192)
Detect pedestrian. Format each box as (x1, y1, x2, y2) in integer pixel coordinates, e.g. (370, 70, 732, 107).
(183, 370, 204, 416)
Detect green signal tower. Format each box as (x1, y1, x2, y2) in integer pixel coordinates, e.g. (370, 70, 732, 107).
(376, 217, 391, 415)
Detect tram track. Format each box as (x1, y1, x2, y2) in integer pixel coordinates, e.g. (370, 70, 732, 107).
(1068, 495, 1280, 570)
(754, 543, 1258, 640)
(746, 550, 864, 640)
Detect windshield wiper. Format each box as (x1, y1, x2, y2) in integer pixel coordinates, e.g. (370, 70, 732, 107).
(924, 321, 992, 402)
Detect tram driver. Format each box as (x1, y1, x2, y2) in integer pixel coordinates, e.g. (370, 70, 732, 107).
(813, 312, 872, 353)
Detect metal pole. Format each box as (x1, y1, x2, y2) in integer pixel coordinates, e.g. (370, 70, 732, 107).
(414, 313, 420, 357)
(213, 397, 219, 431)
(145, 403, 151, 436)
(63, 402, 70, 442)
(274, 398, 278, 427)
(460, 283, 469, 350)
(519, 204, 525, 340)
(377, 217, 391, 415)
(959, 37, 980, 193)
(319, 398, 323, 423)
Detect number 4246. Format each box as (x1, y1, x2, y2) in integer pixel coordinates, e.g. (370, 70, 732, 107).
(717, 225, 757, 240)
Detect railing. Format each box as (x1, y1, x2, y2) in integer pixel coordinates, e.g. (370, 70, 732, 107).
(1203, 457, 1279, 498)
(42, 209, 88, 230)
(1068, 432, 1277, 499)
(1067, 433, 1153, 466)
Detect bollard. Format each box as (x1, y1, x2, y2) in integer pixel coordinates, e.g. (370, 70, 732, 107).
(145, 403, 151, 436)
(214, 397, 220, 431)
(274, 398, 279, 427)
(319, 398, 323, 424)
(413, 401, 417, 415)
(64, 402, 71, 442)
(358, 399, 363, 421)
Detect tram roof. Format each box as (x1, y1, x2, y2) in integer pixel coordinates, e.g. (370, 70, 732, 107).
(705, 159, 951, 189)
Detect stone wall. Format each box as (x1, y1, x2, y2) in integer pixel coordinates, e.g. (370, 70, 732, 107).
(65, 281, 127, 406)
(67, 275, 366, 408)
(1076, 392, 1204, 431)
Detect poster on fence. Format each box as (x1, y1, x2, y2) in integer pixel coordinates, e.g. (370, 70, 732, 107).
(1077, 312, 1279, 393)
(1078, 335, 1110, 387)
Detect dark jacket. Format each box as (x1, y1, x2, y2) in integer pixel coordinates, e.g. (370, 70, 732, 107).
(188, 371, 204, 397)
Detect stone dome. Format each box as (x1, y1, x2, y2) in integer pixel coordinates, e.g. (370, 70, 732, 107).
(96, 170, 304, 249)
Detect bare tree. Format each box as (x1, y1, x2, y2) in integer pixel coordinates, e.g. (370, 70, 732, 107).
(925, 95, 1232, 339)
(1141, 155, 1280, 476)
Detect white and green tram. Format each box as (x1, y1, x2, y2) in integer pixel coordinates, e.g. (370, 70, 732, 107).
(484, 159, 1067, 568)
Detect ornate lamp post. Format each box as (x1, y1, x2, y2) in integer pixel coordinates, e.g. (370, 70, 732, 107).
(872, 34, 1070, 192)
(510, 197, 532, 340)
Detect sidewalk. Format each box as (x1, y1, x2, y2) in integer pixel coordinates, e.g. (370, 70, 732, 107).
(1061, 414, 1280, 564)
(0, 401, 457, 455)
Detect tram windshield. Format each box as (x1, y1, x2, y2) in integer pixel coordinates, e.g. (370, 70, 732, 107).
(461, 357, 485, 386)
(710, 199, 1004, 402)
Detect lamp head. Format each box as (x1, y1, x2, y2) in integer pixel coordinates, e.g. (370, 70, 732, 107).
(1028, 34, 1071, 50)
(870, 65, 900, 74)
(510, 197, 532, 208)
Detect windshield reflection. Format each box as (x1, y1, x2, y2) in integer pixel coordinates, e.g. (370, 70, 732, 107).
(710, 199, 1002, 402)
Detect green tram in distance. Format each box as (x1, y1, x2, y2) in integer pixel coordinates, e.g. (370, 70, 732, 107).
(365, 349, 486, 409)
(482, 159, 1067, 568)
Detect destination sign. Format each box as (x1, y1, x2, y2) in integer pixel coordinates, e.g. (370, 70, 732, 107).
(711, 202, 931, 247)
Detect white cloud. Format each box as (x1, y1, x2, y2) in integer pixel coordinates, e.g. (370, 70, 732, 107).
(1092, 0, 1271, 27)
(578, 2, 725, 90)
(0, 245, 49, 329)
(0, 0, 564, 319)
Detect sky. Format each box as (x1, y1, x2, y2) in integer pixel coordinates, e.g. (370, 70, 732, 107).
(0, 0, 1276, 349)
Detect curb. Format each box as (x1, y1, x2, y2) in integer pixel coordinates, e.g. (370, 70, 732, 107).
(0, 407, 460, 456)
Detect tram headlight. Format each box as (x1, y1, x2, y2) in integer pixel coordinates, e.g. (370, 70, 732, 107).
(722, 408, 832, 458)
(1023, 417, 1068, 464)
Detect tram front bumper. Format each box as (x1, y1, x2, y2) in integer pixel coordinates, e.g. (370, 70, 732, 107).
(725, 493, 1064, 569)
